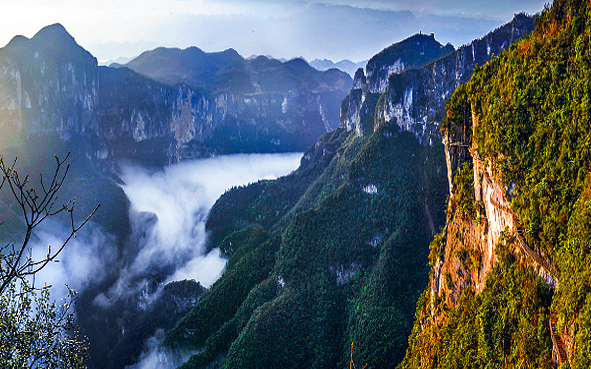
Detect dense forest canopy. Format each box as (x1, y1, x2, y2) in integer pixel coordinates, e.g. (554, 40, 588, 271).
(400, 0, 591, 367)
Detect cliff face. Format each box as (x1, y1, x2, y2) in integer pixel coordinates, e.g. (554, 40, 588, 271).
(0, 24, 99, 141)
(0, 24, 351, 168)
(340, 33, 454, 136)
(399, 2, 591, 367)
(435, 95, 559, 307)
(96, 66, 344, 166)
(340, 14, 535, 141)
(365, 33, 455, 95)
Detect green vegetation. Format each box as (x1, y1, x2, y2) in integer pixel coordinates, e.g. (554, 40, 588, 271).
(451, 160, 476, 220)
(404, 239, 554, 369)
(0, 154, 92, 368)
(151, 3, 576, 369)
(0, 280, 88, 368)
(164, 114, 448, 368)
(205, 128, 357, 250)
(400, 0, 591, 367)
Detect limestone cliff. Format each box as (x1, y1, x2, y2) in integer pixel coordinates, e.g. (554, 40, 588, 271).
(0, 24, 352, 169)
(436, 94, 559, 307)
(0, 24, 99, 140)
(340, 14, 535, 141)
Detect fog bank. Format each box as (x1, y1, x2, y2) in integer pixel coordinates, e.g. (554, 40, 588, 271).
(12, 153, 302, 368)
(97, 152, 302, 306)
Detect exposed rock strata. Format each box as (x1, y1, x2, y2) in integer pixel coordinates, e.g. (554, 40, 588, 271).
(0, 24, 351, 168)
(340, 14, 536, 142)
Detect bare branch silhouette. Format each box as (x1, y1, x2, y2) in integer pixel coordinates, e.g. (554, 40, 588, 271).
(0, 153, 99, 294)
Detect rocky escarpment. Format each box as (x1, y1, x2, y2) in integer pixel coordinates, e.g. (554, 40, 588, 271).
(96, 65, 344, 166)
(340, 33, 454, 136)
(365, 33, 454, 95)
(0, 24, 352, 169)
(397, 2, 591, 364)
(0, 24, 99, 141)
(340, 13, 535, 141)
(436, 92, 559, 306)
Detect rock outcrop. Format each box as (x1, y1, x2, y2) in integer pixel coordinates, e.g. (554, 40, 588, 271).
(340, 14, 536, 142)
(0, 24, 352, 169)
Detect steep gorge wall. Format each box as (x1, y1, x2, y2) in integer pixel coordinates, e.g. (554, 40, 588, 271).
(96, 66, 342, 165)
(340, 14, 535, 142)
(0, 24, 348, 168)
(435, 100, 559, 307)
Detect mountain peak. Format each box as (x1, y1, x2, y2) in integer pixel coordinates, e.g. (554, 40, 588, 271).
(4, 35, 29, 49)
(367, 32, 454, 73)
(30, 23, 78, 50)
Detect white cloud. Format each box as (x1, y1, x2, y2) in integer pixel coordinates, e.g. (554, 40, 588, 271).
(124, 328, 199, 369)
(95, 152, 302, 307)
(30, 219, 118, 301)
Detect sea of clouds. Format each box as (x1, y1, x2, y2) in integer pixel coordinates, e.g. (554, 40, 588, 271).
(27, 152, 302, 368)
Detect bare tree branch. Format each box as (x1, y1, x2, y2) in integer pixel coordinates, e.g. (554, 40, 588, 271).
(0, 153, 99, 295)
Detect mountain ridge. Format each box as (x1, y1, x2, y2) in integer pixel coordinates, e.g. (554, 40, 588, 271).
(309, 58, 368, 77)
(158, 12, 536, 369)
(125, 46, 353, 95)
(340, 13, 536, 139)
(0, 23, 352, 170)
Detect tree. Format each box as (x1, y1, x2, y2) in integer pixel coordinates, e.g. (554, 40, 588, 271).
(0, 153, 98, 368)
(0, 280, 88, 368)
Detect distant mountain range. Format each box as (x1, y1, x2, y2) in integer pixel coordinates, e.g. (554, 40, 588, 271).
(0, 24, 352, 170)
(122, 47, 352, 96)
(308, 58, 368, 77)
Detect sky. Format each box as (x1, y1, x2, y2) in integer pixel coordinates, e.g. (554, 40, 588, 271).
(1, 0, 550, 63)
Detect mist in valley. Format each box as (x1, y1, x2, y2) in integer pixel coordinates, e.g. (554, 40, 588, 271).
(23, 152, 302, 368)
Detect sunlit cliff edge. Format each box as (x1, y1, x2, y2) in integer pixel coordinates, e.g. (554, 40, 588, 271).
(399, 1, 591, 367)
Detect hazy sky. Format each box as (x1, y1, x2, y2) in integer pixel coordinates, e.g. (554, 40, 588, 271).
(1, 0, 549, 62)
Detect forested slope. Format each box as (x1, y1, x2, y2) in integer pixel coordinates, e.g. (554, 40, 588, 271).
(399, 0, 591, 367)
(160, 9, 539, 369)
(164, 124, 448, 369)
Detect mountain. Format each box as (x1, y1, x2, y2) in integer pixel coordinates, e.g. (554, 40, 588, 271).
(125, 47, 252, 94)
(399, 0, 591, 367)
(104, 56, 131, 66)
(309, 58, 368, 77)
(0, 23, 351, 369)
(159, 13, 535, 369)
(0, 23, 99, 142)
(365, 32, 455, 93)
(0, 24, 352, 170)
(126, 48, 352, 96)
(341, 15, 535, 138)
(91, 39, 160, 65)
